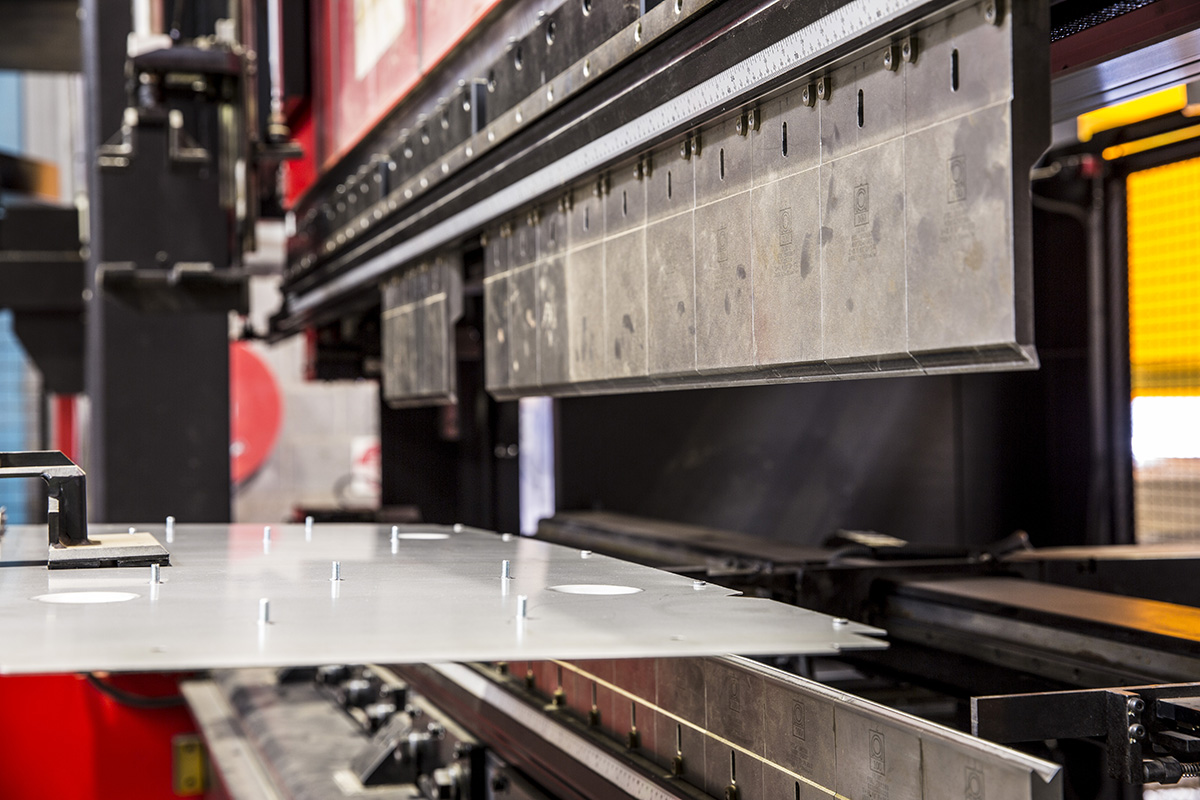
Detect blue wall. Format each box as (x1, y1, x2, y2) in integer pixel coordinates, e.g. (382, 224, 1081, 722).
(0, 72, 35, 522)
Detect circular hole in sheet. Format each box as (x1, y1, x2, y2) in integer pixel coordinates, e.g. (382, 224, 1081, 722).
(34, 591, 139, 605)
(548, 584, 643, 596)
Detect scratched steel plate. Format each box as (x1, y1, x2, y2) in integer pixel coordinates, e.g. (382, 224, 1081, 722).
(0, 524, 884, 674)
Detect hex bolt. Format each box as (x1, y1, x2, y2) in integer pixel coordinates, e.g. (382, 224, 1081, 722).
(331, 561, 342, 582)
(150, 563, 161, 585)
(517, 595, 528, 618)
(258, 598, 271, 625)
(502, 559, 512, 579)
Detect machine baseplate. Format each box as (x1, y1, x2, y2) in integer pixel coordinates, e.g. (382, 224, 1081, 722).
(0, 523, 884, 674)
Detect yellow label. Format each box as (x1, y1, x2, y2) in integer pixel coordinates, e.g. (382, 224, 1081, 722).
(172, 734, 207, 797)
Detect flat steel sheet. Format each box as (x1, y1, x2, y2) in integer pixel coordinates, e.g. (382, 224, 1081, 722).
(0, 524, 883, 674)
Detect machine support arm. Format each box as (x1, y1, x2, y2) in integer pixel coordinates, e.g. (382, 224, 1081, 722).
(0, 451, 90, 546)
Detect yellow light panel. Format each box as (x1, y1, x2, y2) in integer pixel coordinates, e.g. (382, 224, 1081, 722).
(1079, 85, 1189, 143)
(1103, 124, 1200, 161)
(1127, 155, 1200, 397)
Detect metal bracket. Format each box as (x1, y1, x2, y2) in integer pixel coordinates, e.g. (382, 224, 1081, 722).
(973, 682, 1200, 785)
(97, 108, 138, 169)
(0, 451, 89, 546)
(167, 110, 210, 165)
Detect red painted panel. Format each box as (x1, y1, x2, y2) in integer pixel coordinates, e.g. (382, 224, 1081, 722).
(305, 0, 504, 183)
(282, 103, 316, 209)
(0, 674, 197, 799)
(314, 0, 420, 170)
(229, 342, 283, 485)
(419, 0, 503, 72)
(54, 394, 78, 462)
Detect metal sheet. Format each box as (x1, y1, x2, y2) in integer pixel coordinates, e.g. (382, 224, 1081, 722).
(0, 524, 884, 675)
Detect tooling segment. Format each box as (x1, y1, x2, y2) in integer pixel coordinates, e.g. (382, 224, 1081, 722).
(484, 656, 1063, 800)
(0, 524, 884, 675)
(482, 0, 1046, 398)
(381, 254, 462, 407)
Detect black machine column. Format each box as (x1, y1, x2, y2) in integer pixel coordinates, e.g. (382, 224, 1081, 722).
(81, 0, 231, 522)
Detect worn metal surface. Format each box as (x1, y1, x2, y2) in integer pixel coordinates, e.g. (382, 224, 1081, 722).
(381, 254, 463, 408)
(886, 577, 1200, 685)
(0, 0, 81, 72)
(427, 656, 1063, 800)
(0, 524, 883, 674)
(482, 0, 1045, 398)
(1051, 26, 1200, 122)
(180, 679, 290, 800)
(183, 671, 417, 800)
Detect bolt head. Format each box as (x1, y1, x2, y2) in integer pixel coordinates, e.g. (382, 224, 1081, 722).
(817, 80, 828, 100)
(985, 2, 997, 23)
(884, 50, 894, 70)
(801, 85, 813, 106)
(1129, 723, 1146, 739)
(735, 116, 745, 135)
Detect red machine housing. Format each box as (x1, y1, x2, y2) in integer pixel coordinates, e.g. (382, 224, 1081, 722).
(284, 0, 502, 206)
